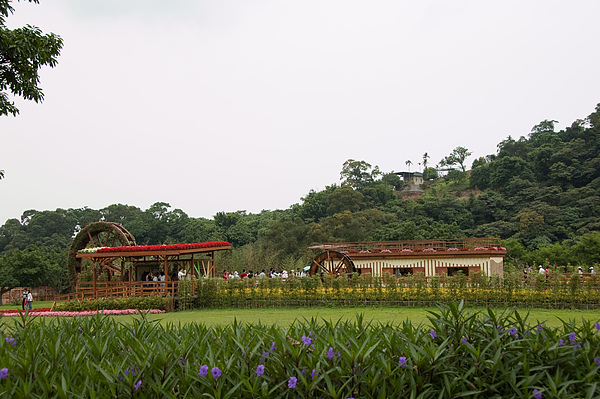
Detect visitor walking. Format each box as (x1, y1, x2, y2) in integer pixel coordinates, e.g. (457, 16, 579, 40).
(27, 290, 33, 311)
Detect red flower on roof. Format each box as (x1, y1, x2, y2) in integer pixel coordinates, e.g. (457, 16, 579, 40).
(96, 241, 230, 253)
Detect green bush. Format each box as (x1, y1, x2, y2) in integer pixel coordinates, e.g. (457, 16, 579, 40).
(55, 295, 171, 311)
(1, 302, 599, 397)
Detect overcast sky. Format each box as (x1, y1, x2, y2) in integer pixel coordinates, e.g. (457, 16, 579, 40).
(1, 0, 599, 225)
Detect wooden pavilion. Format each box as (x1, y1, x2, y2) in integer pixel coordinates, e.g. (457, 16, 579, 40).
(60, 241, 231, 302)
(309, 238, 506, 277)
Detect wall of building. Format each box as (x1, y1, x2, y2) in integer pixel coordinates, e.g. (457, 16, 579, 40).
(353, 256, 503, 276)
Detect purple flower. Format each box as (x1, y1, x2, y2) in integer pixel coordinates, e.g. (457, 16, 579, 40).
(288, 376, 297, 388)
(461, 337, 467, 343)
(532, 389, 542, 399)
(338, 351, 341, 357)
(537, 324, 543, 332)
(199, 365, 208, 377)
(327, 347, 334, 360)
(558, 339, 564, 346)
(179, 357, 186, 365)
(271, 342, 277, 352)
(256, 365, 264, 376)
(134, 380, 142, 391)
(260, 351, 269, 362)
(311, 369, 317, 380)
(301, 370, 306, 376)
(398, 356, 407, 368)
(568, 332, 576, 344)
(429, 329, 437, 339)
(4, 337, 15, 346)
(0, 368, 7, 379)
(595, 322, 600, 331)
(211, 367, 221, 379)
(509, 328, 517, 336)
(301, 336, 312, 346)
(594, 357, 600, 366)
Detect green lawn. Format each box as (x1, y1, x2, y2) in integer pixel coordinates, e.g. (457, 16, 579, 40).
(2, 302, 600, 328)
(135, 306, 600, 328)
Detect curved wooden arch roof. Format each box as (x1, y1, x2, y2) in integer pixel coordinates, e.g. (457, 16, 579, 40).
(76, 241, 231, 259)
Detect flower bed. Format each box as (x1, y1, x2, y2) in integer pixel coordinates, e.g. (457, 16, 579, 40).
(0, 303, 598, 397)
(90, 241, 230, 254)
(185, 272, 600, 310)
(0, 308, 52, 314)
(0, 309, 165, 317)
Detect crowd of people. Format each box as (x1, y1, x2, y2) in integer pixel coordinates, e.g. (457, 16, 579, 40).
(523, 265, 596, 282)
(221, 267, 308, 281)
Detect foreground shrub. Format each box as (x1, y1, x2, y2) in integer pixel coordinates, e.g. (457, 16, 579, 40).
(54, 295, 172, 312)
(1, 302, 599, 397)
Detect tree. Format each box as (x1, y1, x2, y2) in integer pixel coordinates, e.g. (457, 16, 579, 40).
(422, 167, 438, 181)
(0, 245, 49, 304)
(297, 185, 337, 222)
(439, 146, 472, 172)
(422, 153, 430, 169)
(380, 173, 404, 191)
(339, 159, 381, 190)
(327, 187, 366, 214)
(405, 160, 412, 171)
(1, 0, 63, 116)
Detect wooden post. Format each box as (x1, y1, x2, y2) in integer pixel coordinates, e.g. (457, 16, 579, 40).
(93, 266, 97, 299)
(164, 256, 169, 281)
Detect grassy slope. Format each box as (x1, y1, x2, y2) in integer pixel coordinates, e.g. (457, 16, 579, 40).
(2, 302, 599, 328)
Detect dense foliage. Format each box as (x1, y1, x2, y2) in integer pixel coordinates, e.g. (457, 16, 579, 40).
(1, 0, 63, 116)
(1, 104, 600, 290)
(1, 303, 599, 397)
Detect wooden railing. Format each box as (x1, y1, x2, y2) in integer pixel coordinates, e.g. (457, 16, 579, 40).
(312, 238, 503, 253)
(56, 281, 179, 303)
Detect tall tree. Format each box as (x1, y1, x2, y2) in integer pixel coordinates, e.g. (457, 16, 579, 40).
(1, 0, 63, 116)
(339, 159, 381, 190)
(440, 146, 472, 172)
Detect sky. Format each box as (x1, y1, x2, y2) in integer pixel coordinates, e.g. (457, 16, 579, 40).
(1, 0, 599, 225)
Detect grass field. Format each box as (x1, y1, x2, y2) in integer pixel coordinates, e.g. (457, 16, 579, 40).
(2, 301, 600, 328)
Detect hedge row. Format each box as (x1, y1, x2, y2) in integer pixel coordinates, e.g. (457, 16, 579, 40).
(187, 271, 600, 310)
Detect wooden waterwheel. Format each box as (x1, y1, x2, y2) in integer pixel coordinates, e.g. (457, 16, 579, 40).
(310, 250, 355, 276)
(67, 222, 136, 287)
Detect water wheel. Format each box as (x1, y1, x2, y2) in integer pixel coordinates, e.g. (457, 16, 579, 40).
(310, 250, 355, 276)
(66, 222, 136, 288)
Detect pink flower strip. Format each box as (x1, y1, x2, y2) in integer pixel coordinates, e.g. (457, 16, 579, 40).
(0, 309, 166, 317)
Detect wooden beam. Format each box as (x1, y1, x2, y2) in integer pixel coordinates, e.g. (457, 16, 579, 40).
(87, 231, 95, 247)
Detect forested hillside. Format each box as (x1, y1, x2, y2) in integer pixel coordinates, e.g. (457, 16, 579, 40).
(1, 104, 599, 293)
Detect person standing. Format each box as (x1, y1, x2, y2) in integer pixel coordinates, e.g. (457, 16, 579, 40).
(27, 290, 33, 311)
(590, 266, 596, 275)
(22, 288, 28, 310)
